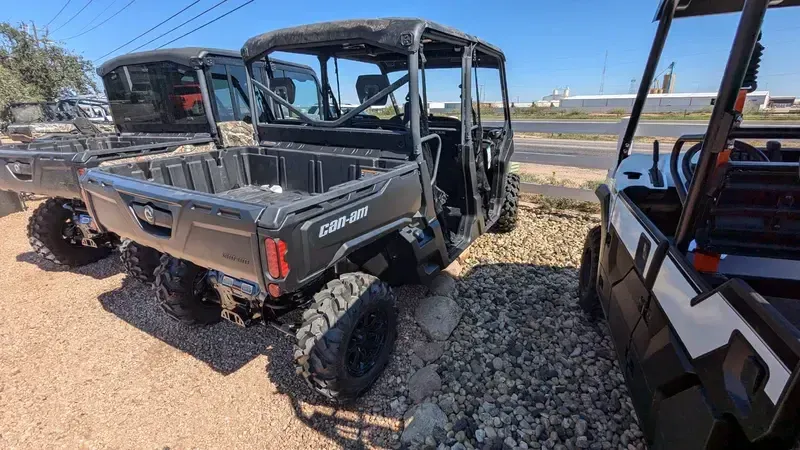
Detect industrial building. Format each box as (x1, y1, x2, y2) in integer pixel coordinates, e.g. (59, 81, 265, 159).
(535, 87, 570, 107)
(558, 91, 770, 113)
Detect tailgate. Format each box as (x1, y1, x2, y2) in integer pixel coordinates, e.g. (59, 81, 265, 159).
(0, 134, 213, 199)
(82, 170, 266, 284)
(0, 148, 84, 198)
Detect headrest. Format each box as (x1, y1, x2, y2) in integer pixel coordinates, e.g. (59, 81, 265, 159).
(270, 77, 296, 104)
(356, 74, 389, 106)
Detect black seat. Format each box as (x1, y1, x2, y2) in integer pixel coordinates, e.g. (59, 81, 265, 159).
(695, 161, 800, 259)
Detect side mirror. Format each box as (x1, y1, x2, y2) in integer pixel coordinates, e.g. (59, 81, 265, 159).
(269, 77, 296, 104)
(356, 74, 390, 106)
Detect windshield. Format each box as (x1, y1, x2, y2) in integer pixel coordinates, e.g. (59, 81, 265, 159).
(103, 61, 207, 127)
(271, 68, 324, 120)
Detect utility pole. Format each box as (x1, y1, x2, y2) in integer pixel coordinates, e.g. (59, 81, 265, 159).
(31, 21, 39, 46)
(599, 50, 608, 94)
(629, 78, 637, 94)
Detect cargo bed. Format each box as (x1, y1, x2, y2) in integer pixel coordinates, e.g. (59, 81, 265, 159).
(82, 145, 423, 289)
(0, 133, 213, 199)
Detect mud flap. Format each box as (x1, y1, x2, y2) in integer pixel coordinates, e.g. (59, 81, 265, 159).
(0, 190, 25, 218)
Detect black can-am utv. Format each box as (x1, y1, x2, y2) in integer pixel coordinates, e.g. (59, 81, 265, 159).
(578, 0, 800, 448)
(0, 47, 318, 281)
(80, 18, 519, 401)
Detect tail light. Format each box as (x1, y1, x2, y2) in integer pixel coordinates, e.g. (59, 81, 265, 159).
(265, 238, 289, 279)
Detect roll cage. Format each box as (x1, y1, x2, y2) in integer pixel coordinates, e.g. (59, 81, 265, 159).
(617, 0, 800, 252)
(240, 18, 509, 159)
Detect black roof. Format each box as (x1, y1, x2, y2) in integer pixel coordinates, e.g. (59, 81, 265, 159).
(97, 47, 240, 76)
(656, 0, 800, 19)
(241, 18, 504, 63)
(96, 47, 316, 77)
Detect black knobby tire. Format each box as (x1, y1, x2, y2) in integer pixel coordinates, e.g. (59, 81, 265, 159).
(493, 172, 520, 233)
(27, 198, 111, 267)
(120, 239, 162, 284)
(153, 254, 221, 326)
(295, 272, 397, 402)
(578, 225, 603, 318)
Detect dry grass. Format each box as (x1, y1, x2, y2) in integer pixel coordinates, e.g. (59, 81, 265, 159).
(518, 163, 606, 191)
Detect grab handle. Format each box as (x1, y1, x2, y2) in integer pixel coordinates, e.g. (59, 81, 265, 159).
(420, 133, 442, 186)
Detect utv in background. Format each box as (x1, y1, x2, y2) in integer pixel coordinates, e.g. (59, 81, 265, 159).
(2, 96, 113, 143)
(81, 18, 519, 401)
(578, 0, 800, 448)
(0, 47, 319, 282)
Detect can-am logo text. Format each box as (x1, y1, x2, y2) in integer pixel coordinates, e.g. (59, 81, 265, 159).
(318, 206, 369, 238)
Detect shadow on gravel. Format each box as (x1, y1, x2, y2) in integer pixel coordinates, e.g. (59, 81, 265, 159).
(16, 251, 122, 280)
(96, 277, 396, 449)
(97, 277, 269, 375)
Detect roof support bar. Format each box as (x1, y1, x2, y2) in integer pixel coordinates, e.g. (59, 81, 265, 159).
(408, 51, 422, 158)
(674, 0, 770, 252)
(617, 0, 678, 166)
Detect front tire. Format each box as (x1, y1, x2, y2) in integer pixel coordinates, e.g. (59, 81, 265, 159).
(153, 254, 221, 325)
(120, 239, 162, 284)
(493, 172, 520, 233)
(295, 272, 397, 403)
(27, 198, 111, 267)
(578, 226, 603, 318)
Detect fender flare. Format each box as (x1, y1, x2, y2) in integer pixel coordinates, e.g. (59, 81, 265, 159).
(595, 183, 612, 235)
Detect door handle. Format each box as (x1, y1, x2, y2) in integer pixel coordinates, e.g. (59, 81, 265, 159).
(634, 233, 651, 275)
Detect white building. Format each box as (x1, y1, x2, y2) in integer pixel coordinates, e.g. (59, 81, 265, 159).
(535, 87, 571, 108)
(559, 91, 770, 113)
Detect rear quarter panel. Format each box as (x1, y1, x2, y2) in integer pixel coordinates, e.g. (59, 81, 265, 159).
(259, 166, 423, 291)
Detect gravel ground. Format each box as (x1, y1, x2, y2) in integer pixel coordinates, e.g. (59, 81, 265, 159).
(0, 202, 644, 449)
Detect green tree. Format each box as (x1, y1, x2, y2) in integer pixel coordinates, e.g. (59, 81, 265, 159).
(0, 22, 96, 114)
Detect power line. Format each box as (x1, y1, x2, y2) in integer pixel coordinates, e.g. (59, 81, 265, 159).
(51, 0, 93, 34)
(45, 0, 72, 27)
(155, 1, 254, 49)
(74, 0, 120, 33)
(123, 0, 230, 55)
(92, 0, 200, 59)
(63, 0, 137, 41)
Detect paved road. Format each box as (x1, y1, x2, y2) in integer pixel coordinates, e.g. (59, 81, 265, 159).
(512, 138, 623, 170)
(484, 119, 798, 138)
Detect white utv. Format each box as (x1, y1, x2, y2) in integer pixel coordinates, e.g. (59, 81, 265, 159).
(578, 0, 800, 448)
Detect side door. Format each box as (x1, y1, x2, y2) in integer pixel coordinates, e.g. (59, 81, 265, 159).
(603, 192, 800, 448)
(599, 191, 665, 433)
(470, 48, 514, 222)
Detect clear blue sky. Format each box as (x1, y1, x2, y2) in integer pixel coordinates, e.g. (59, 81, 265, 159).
(6, 0, 800, 102)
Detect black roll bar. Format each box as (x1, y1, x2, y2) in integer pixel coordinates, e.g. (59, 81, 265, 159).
(674, 0, 771, 252)
(669, 134, 705, 203)
(617, 0, 679, 167)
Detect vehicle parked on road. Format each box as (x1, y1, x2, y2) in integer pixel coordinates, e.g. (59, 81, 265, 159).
(0, 48, 319, 281)
(81, 18, 519, 401)
(578, 0, 800, 448)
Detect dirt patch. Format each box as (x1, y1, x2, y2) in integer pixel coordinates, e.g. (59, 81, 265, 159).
(518, 163, 607, 190)
(0, 206, 401, 449)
